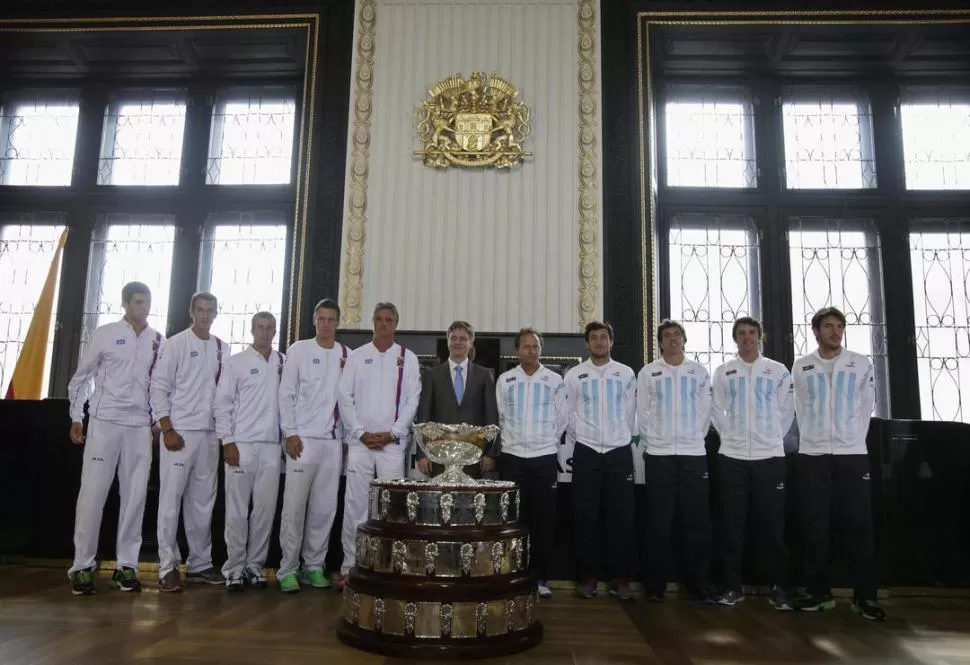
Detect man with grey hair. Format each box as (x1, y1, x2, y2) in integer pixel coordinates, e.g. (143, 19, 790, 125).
(336, 302, 421, 588)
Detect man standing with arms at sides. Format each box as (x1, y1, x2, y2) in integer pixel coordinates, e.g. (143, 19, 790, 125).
(337, 302, 421, 588)
(565, 321, 637, 601)
(711, 317, 795, 610)
(67, 282, 163, 595)
(637, 320, 714, 603)
(150, 292, 226, 591)
(792, 307, 885, 621)
(277, 298, 349, 593)
(497, 328, 566, 599)
(416, 321, 499, 479)
(214, 312, 284, 592)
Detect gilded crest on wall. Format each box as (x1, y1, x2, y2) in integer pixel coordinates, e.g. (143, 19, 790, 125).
(415, 72, 532, 169)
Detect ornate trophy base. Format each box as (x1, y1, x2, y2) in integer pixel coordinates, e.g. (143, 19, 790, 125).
(337, 478, 542, 660)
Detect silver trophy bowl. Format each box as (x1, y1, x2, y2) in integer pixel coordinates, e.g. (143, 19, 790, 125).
(412, 422, 500, 485)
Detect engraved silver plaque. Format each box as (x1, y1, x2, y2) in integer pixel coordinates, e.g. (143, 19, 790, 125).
(500, 492, 510, 522)
(380, 489, 391, 520)
(491, 541, 504, 574)
(505, 599, 516, 632)
(473, 492, 486, 524)
(374, 597, 385, 633)
(476, 602, 488, 637)
(404, 602, 417, 636)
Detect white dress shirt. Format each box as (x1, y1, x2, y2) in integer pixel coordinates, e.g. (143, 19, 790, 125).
(338, 342, 421, 446)
(637, 357, 712, 456)
(497, 364, 567, 458)
(68, 318, 164, 427)
(150, 328, 226, 432)
(214, 346, 285, 445)
(564, 359, 637, 453)
(278, 338, 350, 439)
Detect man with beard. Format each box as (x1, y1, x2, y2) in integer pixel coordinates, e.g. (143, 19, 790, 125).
(792, 307, 885, 621)
(565, 321, 637, 601)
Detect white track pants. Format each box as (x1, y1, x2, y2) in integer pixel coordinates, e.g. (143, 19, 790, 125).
(157, 430, 219, 578)
(278, 437, 342, 579)
(69, 418, 151, 575)
(221, 442, 282, 578)
(340, 443, 406, 574)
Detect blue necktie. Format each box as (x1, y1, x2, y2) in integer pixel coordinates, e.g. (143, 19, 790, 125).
(455, 366, 465, 403)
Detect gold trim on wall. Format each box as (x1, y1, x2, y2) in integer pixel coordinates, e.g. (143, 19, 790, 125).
(635, 9, 970, 364)
(0, 13, 320, 346)
(577, 0, 599, 331)
(340, 0, 377, 328)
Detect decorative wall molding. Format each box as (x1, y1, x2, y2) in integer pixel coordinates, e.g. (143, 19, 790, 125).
(340, 0, 376, 327)
(577, 0, 598, 330)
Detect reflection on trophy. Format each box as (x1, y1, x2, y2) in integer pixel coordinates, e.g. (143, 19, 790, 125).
(336, 423, 543, 659)
(412, 421, 500, 485)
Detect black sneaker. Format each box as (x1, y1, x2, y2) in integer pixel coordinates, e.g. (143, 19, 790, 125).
(111, 567, 142, 592)
(70, 567, 95, 596)
(796, 593, 836, 612)
(244, 565, 267, 589)
(159, 569, 183, 593)
(186, 567, 224, 585)
(768, 585, 793, 611)
(852, 599, 887, 621)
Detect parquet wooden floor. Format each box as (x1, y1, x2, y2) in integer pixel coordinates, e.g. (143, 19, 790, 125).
(2, 566, 970, 665)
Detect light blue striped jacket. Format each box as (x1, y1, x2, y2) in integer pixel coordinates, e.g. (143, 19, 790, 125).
(496, 364, 567, 458)
(712, 356, 794, 460)
(637, 358, 712, 456)
(565, 359, 638, 452)
(792, 349, 875, 455)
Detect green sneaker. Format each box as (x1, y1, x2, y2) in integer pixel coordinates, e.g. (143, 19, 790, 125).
(111, 567, 141, 592)
(279, 573, 301, 593)
(304, 569, 331, 589)
(70, 567, 95, 596)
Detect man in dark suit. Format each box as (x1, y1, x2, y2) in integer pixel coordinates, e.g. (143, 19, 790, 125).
(416, 321, 499, 478)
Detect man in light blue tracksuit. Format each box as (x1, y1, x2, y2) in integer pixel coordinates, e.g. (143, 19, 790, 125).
(791, 306, 885, 621)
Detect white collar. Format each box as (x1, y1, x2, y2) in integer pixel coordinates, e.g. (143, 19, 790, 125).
(448, 357, 469, 374)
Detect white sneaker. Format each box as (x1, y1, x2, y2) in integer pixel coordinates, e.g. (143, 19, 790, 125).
(244, 565, 267, 589)
(538, 582, 552, 599)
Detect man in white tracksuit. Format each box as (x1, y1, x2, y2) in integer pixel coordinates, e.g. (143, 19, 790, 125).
(565, 321, 637, 601)
(337, 302, 421, 588)
(277, 298, 350, 593)
(637, 319, 714, 603)
(792, 306, 885, 621)
(66, 281, 163, 595)
(711, 317, 795, 610)
(214, 311, 284, 592)
(150, 292, 227, 591)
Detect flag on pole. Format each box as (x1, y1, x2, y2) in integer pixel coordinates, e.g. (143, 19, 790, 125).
(4, 229, 68, 400)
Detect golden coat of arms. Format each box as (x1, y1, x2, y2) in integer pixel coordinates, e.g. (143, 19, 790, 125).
(415, 72, 532, 169)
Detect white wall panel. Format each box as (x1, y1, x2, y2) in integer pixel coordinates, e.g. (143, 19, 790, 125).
(340, 0, 602, 333)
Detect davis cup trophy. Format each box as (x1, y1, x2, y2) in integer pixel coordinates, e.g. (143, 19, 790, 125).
(336, 422, 543, 659)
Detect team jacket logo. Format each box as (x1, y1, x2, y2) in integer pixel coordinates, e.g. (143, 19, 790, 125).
(802, 364, 815, 371)
(578, 373, 589, 380)
(726, 369, 737, 376)
(191, 351, 200, 358)
(364, 358, 374, 365)
(611, 371, 621, 377)
(505, 376, 516, 383)
(312, 358, 321, 364)
(397, 356, 405, 368)
(651, 371, 662, 377)
(115, 339, 126, 345)
(250, 368, 259, 375)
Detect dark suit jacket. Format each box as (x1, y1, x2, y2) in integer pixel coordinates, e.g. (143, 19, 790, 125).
(416, 360, 500, 459)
